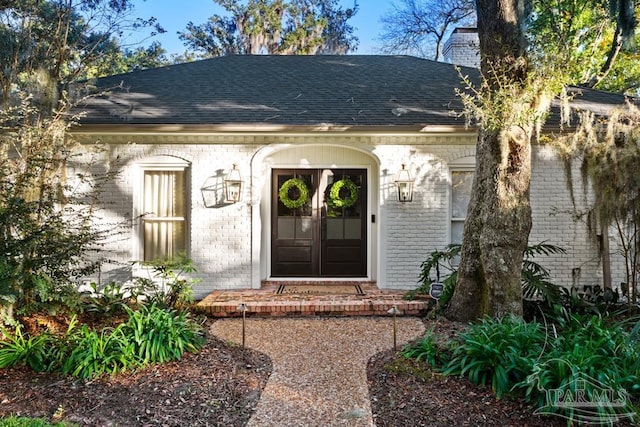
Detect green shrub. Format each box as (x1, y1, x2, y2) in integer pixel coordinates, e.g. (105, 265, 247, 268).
(122, 303, 204, 365)
(442, 315, 545, 398)
(406, 314, 640, 423)
(138, 256, 199, 309)
(401, 328, 450, 367)
(0, 324, 55, 372)
(406, 244, 460, 307)
(517, 315, 640, 408)
(61, 325, 135, 378)
(0, 306, 204, 379)
(521, 242, 566, 305)
(60, 304, 204, 378)
(409, 242, 565, 312)
(81, 282, 134, 315)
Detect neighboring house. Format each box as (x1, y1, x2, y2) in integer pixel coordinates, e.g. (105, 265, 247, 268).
(73, 34, 632, 299)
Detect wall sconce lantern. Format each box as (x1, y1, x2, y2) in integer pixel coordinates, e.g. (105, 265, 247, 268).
(224, 164, 243, 203)
(394, 163, 414, 202)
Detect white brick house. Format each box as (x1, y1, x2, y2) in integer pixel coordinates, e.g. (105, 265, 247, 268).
(74, 54, 630, 299)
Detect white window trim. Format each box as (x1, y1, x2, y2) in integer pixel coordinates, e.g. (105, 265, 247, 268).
(132, 156, 191, 263)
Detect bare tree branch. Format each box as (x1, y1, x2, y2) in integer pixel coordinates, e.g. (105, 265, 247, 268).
(378, 0, 475, 60)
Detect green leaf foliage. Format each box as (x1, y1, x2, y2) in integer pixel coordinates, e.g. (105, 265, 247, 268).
(138, 255, 199, 309)
(0, 305, 204, 379)
(121, 304, 204, 365)
(179, 0, 359, 57)
(405, 314, 640, 422)
(0, 324, 55, 372)
(401, 327, 451, 367)
(410, 242, 565, 311)
(442, 315, 545, 398)
(0, 416, 76, 427)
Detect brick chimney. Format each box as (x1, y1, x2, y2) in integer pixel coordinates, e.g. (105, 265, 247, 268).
(442, 27, 480, 68)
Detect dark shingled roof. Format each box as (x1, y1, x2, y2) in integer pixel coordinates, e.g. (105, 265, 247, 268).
(78, 55, 634, 131)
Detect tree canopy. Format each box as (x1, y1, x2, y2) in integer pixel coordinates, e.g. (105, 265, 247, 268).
(379, 0, 639, 94)
(0, 0, 160, 312)
(0, 0, 164, 98)
(179, 0, 359, 57)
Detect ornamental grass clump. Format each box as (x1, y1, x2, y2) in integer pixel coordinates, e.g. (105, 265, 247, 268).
(0, 324, 56, 372)
(61, 325, 135, 378)
(401, 327, 450, 367)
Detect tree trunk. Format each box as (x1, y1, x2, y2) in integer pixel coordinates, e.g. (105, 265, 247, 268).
(446, 126, 532, 320)
(445, 0, 533, 321)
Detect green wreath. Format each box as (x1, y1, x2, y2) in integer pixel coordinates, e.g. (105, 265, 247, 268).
(328, 178, 359, 208)
(278, 178, 310, 209)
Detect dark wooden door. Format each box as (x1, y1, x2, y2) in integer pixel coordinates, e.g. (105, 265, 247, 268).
(271, 169, 367, 277)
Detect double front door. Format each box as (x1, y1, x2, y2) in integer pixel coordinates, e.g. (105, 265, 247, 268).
(271, 168, 367, 277)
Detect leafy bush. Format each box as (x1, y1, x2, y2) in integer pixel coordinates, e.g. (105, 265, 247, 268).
(137, 256, 199, 309)
(406, 314, 640, 423)
(410, 242, 565, 314)
(517, 315, 640, 407)
(442, 315, 545, 398)
(401, 328, 451, 367)
(0, 305, 204, 379)
(406, 244, 460, 307)
(80, 282, 135, 315)
(122, 304, 204, 364)
(61, 325, 136, 378)
(0, 324, 55, 372)
(521, 242, 566, 305)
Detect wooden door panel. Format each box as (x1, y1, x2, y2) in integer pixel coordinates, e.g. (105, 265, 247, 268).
(320, 169, 367, 277)
(271, 168, 367, 278)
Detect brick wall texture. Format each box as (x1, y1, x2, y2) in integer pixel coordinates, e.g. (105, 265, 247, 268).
(443, 31, 481, 68)
(77, 133, 622, 298)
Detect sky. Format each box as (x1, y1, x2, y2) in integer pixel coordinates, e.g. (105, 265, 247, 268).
(129, 0, 389, 55)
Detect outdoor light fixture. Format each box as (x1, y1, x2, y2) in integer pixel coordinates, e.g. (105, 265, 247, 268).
(224, 164, 243, 203)
(394, 164, 414, 203)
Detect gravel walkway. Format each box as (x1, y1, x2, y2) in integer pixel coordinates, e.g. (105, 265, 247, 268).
(210, 317, 425, 427)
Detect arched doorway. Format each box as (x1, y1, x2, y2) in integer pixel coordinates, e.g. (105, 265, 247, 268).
(252, 143, 379, 284)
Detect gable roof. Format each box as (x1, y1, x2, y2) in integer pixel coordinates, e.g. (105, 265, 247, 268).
(77, 55, 633, 133)
(78, 55, 476, 131)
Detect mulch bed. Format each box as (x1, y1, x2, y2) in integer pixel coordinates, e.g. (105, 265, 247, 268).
(2, 315, 637, 426)
(367, 318, 637, 427)
(367, 348, 566, 427)
(0, 322, 272, 427)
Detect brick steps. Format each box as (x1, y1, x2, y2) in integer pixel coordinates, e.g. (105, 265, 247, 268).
(195, 283, 430, 318)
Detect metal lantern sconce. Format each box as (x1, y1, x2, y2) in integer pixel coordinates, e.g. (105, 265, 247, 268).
(394, 163, 414, 203)
(224, 164, 243, 203)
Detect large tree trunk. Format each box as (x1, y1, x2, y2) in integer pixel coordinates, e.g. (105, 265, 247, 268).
(445, 0, 533, 321)
(446, 127, 532, 320)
